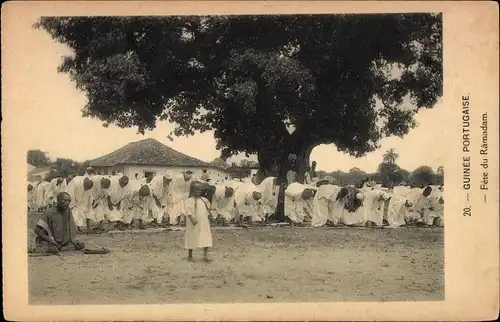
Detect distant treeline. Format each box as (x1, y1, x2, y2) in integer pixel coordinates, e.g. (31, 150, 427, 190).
(318, 163, 444, 188)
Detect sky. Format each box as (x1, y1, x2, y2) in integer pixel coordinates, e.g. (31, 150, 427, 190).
(16, 16, 446, 173)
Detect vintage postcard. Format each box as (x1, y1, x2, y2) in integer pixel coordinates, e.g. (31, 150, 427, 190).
(2, 1, 499, 321)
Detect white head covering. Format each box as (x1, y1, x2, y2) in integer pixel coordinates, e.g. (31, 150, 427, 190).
(356, 192, 364, 201)
(164, 171, 173, 180)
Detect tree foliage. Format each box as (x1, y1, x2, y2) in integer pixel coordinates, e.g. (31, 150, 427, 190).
(49, 158, 82, 177)
(410, 165, 435, 187)
(27, 149, 51, 167)
(375, 162, 407, 186)
(36, 14, 443, 183)
(382, 148, 399, 164)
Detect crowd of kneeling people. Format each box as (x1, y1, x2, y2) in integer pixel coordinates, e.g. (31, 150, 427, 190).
(28, 166, 444, 235)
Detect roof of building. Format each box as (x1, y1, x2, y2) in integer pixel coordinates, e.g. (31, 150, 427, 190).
(210, 157, 230, 170)
(89, 138, 220, 169)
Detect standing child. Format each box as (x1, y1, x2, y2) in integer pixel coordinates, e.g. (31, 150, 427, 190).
(184, 181, 213, 262)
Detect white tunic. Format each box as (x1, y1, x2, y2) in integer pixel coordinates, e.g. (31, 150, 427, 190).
(311, 184, 342, 227)
(211, 184, 236, 221)
(404, 188, 429, 223)
(423, 186, 444, 226)
(49, 178, 68, 204)
(233, 182, 263, 221)
(386, 194, 410, 228)
(184, 197, 213, 249)
(339, 186, 367, 226)
(258, 177, 279, 215)
(125, 179, 154, 223)
(168, 174, 194, 220)
(66, 176, 94, 227)
(362, 189, 391, 227)
(148, 175, 171, 222)
(284, 182, 314, 223)
(33, 181, 52, 210)
(107, 176, 132, 222)
(89, 175, 112, 222)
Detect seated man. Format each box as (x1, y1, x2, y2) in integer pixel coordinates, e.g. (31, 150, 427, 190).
(31, 192, 85, 254)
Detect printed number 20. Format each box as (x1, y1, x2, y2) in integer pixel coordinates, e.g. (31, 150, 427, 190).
(463, 207, 472, 216)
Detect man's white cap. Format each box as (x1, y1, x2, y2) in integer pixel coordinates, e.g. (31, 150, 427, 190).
(164, 171, 173, 179)
(356, 192, 364, 201)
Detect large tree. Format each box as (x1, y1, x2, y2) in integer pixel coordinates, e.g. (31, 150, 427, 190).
(27, 149, 51, 167)
(36, 14, 442, 186)
(410, 165, 435, 187)
(376, 162, 407, 186)
(50, 158, 82, 177)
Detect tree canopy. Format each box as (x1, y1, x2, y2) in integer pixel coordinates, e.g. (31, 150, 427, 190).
(27, 149, 51, 167)
(36, 13, 442, 182)
(383, 148, 399, 164)
(410, 165, 435, 187)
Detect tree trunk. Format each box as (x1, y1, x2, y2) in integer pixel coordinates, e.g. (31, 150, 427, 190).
(271, 141, 315, 222)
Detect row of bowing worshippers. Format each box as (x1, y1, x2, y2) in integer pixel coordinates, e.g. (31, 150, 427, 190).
(28, 167, 444, 231)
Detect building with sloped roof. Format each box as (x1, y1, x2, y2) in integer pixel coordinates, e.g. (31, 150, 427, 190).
(89, 138, 228, 182)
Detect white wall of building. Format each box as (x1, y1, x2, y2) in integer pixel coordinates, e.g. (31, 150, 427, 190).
(122, 165, 227, 182)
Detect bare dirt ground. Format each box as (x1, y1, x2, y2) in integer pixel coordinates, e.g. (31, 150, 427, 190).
(28, 213, 444, 304)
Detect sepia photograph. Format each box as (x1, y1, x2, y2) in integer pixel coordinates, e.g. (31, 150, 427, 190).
(2, 1, 498, 321)
(27, 11, 445, 305)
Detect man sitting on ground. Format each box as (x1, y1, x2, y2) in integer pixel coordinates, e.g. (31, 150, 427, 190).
(31, 192, 85, 254)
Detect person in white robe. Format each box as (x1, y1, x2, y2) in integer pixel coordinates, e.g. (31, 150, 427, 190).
(311, 176, 344, 227)
(106, 175, 131, 230)
(117, 178, 144, 228)
(84, 167, 95, 178)
(66, 176, 94, 230)
(404, 186, 433, 225)
(258, 176, 280, 221)
(148, 172, 173, 226)
(168, 170, 194, 226)
(88, 176, 113, 232)
(385, 193, 413, 228)
(122, 179, 154, 229)
(362, 188, 392, 227)
(185, 181, 213, 262)
(339, 186, 366, 226)
(210, 184, 236, 226)
(284, 182, 316, 225)
(422, 186, 444, 226)
(33, 180, 52, 211)
(48, 177, 68, 206)
(232, 181, 263, 224)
